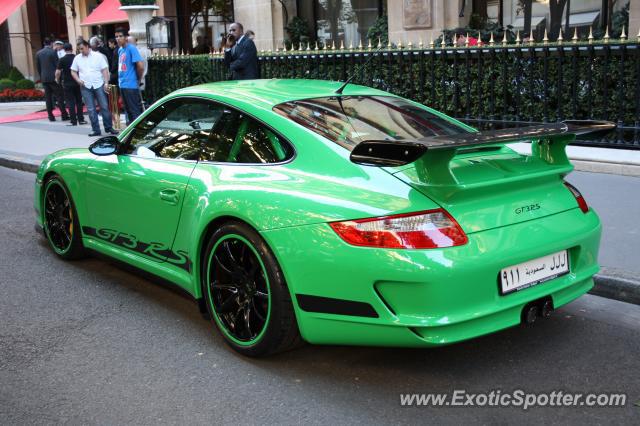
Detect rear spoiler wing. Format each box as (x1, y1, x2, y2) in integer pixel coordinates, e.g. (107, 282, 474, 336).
(350, 120, 615, 168)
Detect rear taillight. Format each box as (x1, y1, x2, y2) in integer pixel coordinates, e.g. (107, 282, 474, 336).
(329, 209, 468, 249)
(564, 181, 589, 213)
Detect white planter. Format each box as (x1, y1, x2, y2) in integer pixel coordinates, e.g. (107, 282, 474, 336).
(119, 5, 159, 50)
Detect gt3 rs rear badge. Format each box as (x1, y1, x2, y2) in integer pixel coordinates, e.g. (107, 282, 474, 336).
(515, 203, 541, 214)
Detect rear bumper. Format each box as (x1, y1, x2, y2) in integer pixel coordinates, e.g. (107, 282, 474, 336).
(261, 208, 601, 347)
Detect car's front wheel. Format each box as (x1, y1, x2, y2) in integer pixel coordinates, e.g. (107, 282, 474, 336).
(42, 176, 86, 260)
(203, 221, 301, 357)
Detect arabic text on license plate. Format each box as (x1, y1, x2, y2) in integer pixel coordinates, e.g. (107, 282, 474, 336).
(500, 250, 569, 295)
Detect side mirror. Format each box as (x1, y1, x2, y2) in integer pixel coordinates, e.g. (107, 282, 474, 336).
(89, 136, 120, 156)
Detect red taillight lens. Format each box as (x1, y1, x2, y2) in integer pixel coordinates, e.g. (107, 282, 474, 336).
(564, 181, 589, 213)
(329, 209, 468, 249)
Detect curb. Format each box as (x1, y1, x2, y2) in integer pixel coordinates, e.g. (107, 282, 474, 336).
(1, 154, 639, 306)
(591, 269, 640, 306)
(571, 160, 640, 177)
(0, 155, 39, 173)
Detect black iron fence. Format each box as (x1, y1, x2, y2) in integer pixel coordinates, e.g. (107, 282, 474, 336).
(146, 39, 640, 149)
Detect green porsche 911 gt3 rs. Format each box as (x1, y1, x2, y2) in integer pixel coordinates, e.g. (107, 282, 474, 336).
(34, 79, 606, 357)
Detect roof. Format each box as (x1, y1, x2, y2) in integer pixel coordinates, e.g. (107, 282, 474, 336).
(174, 79, 392, 111)
(0, 0, 26, 26)
(81, 0, 128, 27)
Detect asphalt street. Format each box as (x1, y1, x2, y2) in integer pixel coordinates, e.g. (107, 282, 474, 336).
(1, 166, 639, 425)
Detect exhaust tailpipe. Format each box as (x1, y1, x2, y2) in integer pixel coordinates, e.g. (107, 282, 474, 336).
(522, 305, 539, 325)
(522, 298, 554, 325)
(540, 299, 554, 318)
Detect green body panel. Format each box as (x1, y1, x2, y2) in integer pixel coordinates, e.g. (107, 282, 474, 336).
(394, 148, 577, 233)
(34, 79, 602, 348)
(261, 208, 600, 346)
(83, 155, 196, 262)
(35, 149, 95, 229)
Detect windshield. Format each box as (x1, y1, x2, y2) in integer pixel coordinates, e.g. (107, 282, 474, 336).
(273, 96, 467, 150)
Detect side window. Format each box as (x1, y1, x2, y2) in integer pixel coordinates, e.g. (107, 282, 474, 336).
(125, 98, 223, 160)
(201, 109, 291, 164)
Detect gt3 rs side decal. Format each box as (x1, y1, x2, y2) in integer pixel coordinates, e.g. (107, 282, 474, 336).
(82, 226, 192, 272)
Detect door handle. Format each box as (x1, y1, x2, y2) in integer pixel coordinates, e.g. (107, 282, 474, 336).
(159, 188, 180, 205)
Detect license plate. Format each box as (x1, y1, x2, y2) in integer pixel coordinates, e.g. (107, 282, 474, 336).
(500, 250, 569, 295)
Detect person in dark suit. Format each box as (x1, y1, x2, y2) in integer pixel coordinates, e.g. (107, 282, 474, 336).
(223, 22, 259, 80)
(55, 43, 85, 126)
(36, 37, 69, 121)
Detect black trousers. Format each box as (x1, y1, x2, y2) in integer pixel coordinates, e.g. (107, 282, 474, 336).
(120, 88, 142, 125)
(42, 82, 68, 119)
(63, 85, 84, 124)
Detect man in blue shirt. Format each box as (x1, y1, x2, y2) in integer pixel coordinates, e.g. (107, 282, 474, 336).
(115, 28, 144, 124)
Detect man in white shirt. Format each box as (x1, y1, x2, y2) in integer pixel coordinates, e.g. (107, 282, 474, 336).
(71, 40, 118, 137)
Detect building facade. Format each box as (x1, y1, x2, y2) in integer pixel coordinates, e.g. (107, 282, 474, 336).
(2, 0, 639, 81)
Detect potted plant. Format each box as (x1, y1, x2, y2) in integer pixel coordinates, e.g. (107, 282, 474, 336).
(119, 0, 159, 49)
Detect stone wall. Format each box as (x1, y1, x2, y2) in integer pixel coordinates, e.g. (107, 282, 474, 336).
(234, 0, 285, 51)
(387, 0, 466, 45)
(630, 0, 640, 38)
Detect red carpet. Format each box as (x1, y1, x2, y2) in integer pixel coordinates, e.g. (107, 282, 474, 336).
(0, 108, 69, 124)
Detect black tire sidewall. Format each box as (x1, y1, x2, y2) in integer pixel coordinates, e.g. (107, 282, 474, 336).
(43, 176, 85, 260)
(202, 221, 294, 357)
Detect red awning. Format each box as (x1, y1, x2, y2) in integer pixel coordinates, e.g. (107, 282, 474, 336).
(81, 0, 128, 27)
(0, 0, 27, 26)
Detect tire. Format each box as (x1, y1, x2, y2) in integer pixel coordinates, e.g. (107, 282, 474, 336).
(42, 176, 86, 260)
(202, 221, 302, 357)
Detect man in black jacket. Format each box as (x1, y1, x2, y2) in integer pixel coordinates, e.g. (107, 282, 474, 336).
(55, 43, 85, 126)
(223, 22, 259, 80)
(36, 37, 69, 121)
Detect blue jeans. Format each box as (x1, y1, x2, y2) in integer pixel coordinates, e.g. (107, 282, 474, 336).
(121, 88, 142, 125)
(81, 84, 113, 134)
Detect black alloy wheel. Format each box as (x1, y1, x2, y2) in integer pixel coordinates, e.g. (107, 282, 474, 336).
(209, 235, 270, 342)
(203, 221, 302, 357)
(42, 177, 85, 259)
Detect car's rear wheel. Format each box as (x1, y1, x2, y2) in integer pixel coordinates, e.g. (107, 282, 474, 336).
(42, 176, 85, 260)
(203, 222, 301, 357)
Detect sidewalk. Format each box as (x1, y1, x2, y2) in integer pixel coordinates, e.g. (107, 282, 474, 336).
(509, 142, 640, 177)
(0, 107, 639, 306)
(0, 101, 46, 118)
(0, 102, 122, 172)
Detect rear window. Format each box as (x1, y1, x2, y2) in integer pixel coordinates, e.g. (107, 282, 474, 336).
(273, 96, 466, 150)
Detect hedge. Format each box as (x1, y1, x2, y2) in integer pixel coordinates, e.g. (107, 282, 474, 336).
(0, 78, 16, 91)
(15, 79, 35, 89)
(145, 41, 640, 147)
